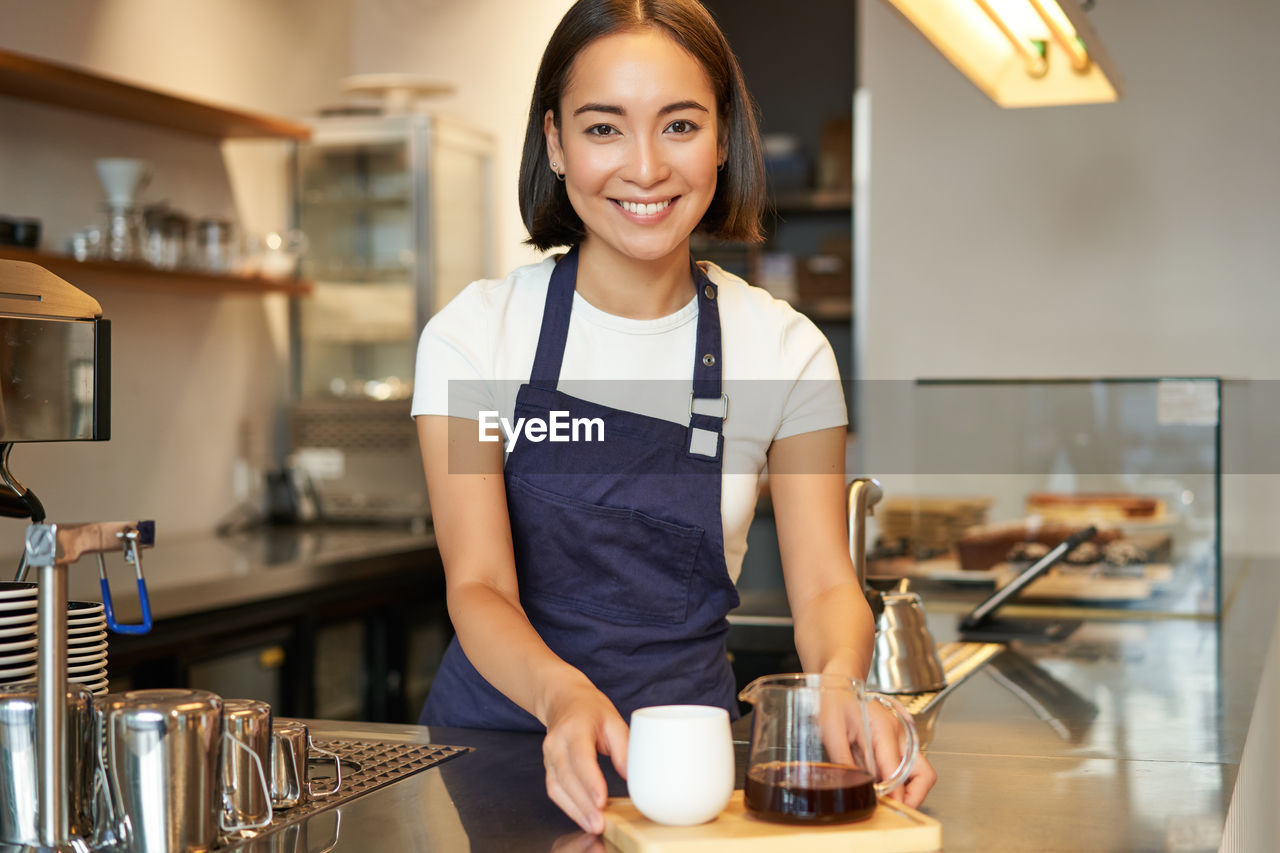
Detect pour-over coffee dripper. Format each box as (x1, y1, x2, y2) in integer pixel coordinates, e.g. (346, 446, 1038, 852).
(94, 158, 150, 262)
(95, 158, 150, 207)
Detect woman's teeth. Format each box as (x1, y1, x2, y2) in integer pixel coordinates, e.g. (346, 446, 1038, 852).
(619, 199, 671, 215)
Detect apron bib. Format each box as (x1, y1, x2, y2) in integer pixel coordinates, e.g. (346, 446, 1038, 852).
(421, 246, 740, 731)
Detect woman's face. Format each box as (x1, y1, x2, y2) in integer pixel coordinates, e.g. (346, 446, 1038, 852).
(545, 28, 724, 268)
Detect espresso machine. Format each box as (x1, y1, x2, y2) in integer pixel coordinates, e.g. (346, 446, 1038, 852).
(0, 258, 155, 852)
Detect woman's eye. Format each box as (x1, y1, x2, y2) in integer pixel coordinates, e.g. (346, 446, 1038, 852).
(666, 120, 699, 134)
(586, 124, 618, 137)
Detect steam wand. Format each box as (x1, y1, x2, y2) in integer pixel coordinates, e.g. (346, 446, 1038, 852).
(2, 443, 47, 584)
(23, 520, 155, 850)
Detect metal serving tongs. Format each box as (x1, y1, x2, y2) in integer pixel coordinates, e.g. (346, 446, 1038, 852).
(21, 520, 156, 852)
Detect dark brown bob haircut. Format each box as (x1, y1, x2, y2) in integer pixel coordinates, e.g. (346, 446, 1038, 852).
(519, 0, 765, 251)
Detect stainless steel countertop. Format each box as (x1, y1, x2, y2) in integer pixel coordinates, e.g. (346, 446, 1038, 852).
(213, 556, 1280, 851)
(40, 524, 437, 621)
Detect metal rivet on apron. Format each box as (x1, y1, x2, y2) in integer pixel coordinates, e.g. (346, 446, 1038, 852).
(702, 353, 716, 367)
(704, 285, 715, 300)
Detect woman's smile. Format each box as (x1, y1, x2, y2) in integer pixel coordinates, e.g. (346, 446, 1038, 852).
(614, 196, 677, 219)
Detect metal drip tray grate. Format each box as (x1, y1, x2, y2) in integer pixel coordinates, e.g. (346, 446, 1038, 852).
(244, 738, 470, 840)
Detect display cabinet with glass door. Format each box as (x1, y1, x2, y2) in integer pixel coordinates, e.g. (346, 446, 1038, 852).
(290, 113, 495, 522)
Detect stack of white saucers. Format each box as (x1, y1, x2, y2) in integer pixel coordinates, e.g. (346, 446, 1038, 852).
(66, 600, 108, 697)
(0, 585, 109, 696)
(0, 582, 39, 685)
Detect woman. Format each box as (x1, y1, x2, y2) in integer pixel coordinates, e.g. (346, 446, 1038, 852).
(413, 0, 936, 834)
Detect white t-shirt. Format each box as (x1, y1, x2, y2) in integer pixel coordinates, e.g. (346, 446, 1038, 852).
(412, 255, 847, 583)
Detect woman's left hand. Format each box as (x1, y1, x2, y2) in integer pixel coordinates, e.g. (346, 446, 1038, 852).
(865, 698, 936, 808)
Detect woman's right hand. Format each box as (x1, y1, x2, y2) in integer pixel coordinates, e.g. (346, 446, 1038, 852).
(541, 679, 630, 835)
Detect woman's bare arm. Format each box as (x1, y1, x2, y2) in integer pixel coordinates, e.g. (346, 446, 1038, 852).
(766, 426, 936, 806)
(418, 415, 628, 833)
(766, 426, 874, 678)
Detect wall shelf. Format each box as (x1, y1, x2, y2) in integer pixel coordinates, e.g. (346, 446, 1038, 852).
(0, 247, 313, 297)
(0, 47, 311, 140)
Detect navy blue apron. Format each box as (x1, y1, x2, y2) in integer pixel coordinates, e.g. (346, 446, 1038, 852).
(420, 246, 740, 731)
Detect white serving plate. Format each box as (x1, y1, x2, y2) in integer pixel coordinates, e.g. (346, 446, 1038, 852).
(0, 600, 39, 614)
(68, 645, 108, 666)
(68, 650, 109, 666)
(65, 640, 108, 656)
(68, 659, 107, 675)
(0, 637, 37, 654)
(0, 663, 38, 682)
(68, 672, 107, 686)
(0, 649, 38, 666)
(0, 584, 38, 602)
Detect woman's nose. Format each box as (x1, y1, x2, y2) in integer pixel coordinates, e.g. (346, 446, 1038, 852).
(624, 137, 669, 186)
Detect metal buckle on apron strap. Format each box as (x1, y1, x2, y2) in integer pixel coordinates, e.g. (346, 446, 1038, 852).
(688, 393, 728, 458)
(689, 392, 729, 421)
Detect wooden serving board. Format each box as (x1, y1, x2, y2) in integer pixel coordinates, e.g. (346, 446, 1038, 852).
(603, 791, 941, 852)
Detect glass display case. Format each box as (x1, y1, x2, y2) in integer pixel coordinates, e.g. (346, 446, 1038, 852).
(861, 378, 1222, 617)
(292, 112, 494, 401)
(288, 112, 495, 521)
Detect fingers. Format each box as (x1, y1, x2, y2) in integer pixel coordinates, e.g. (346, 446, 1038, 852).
(865, 702, 909, 800)
(546, 773, 597, 836)
(599, 712, 630, 780)
(897, 753, 938, 809)
(816, 692, 858, 766)
(545, 729, 609, 834)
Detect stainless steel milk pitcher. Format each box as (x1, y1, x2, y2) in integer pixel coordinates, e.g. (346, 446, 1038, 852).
(270, 719, 342, 809)
(0, 682, 94, 845)
(221, 698, 274, 833)
(99, 688, 272, 852)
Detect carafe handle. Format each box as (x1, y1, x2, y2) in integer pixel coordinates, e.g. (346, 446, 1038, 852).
(220, 732, 274, 831)
(869, 693, 918, 797)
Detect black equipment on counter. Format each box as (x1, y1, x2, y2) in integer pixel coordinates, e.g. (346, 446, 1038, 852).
(958, 525, 1098, 643)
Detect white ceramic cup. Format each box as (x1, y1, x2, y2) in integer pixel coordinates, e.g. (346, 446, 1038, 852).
(627, 705, 734, 826)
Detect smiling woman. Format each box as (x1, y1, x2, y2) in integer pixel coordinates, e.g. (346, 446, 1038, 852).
(410, 0, 935, 836)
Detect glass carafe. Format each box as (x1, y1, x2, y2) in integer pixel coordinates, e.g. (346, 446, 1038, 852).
(737, 673, 918, 824)
(103, 204, 143, 262)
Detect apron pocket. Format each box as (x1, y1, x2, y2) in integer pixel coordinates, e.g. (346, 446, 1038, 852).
(507, 475, 704, 625)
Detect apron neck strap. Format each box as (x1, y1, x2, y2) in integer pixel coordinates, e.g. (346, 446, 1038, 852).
(527, 247, 725, 439)
(529, 246, 579, 392)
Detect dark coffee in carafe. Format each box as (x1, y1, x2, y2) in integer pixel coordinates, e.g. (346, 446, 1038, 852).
(744, 761, 877, 823)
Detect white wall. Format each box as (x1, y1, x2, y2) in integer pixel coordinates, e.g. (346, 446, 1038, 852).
(0, 0, 353, 556)
(350, 0, 576, 275)
(858, 0, 1280, 557)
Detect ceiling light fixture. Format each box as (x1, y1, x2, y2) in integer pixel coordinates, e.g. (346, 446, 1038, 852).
(880, 0, 1123, 107)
